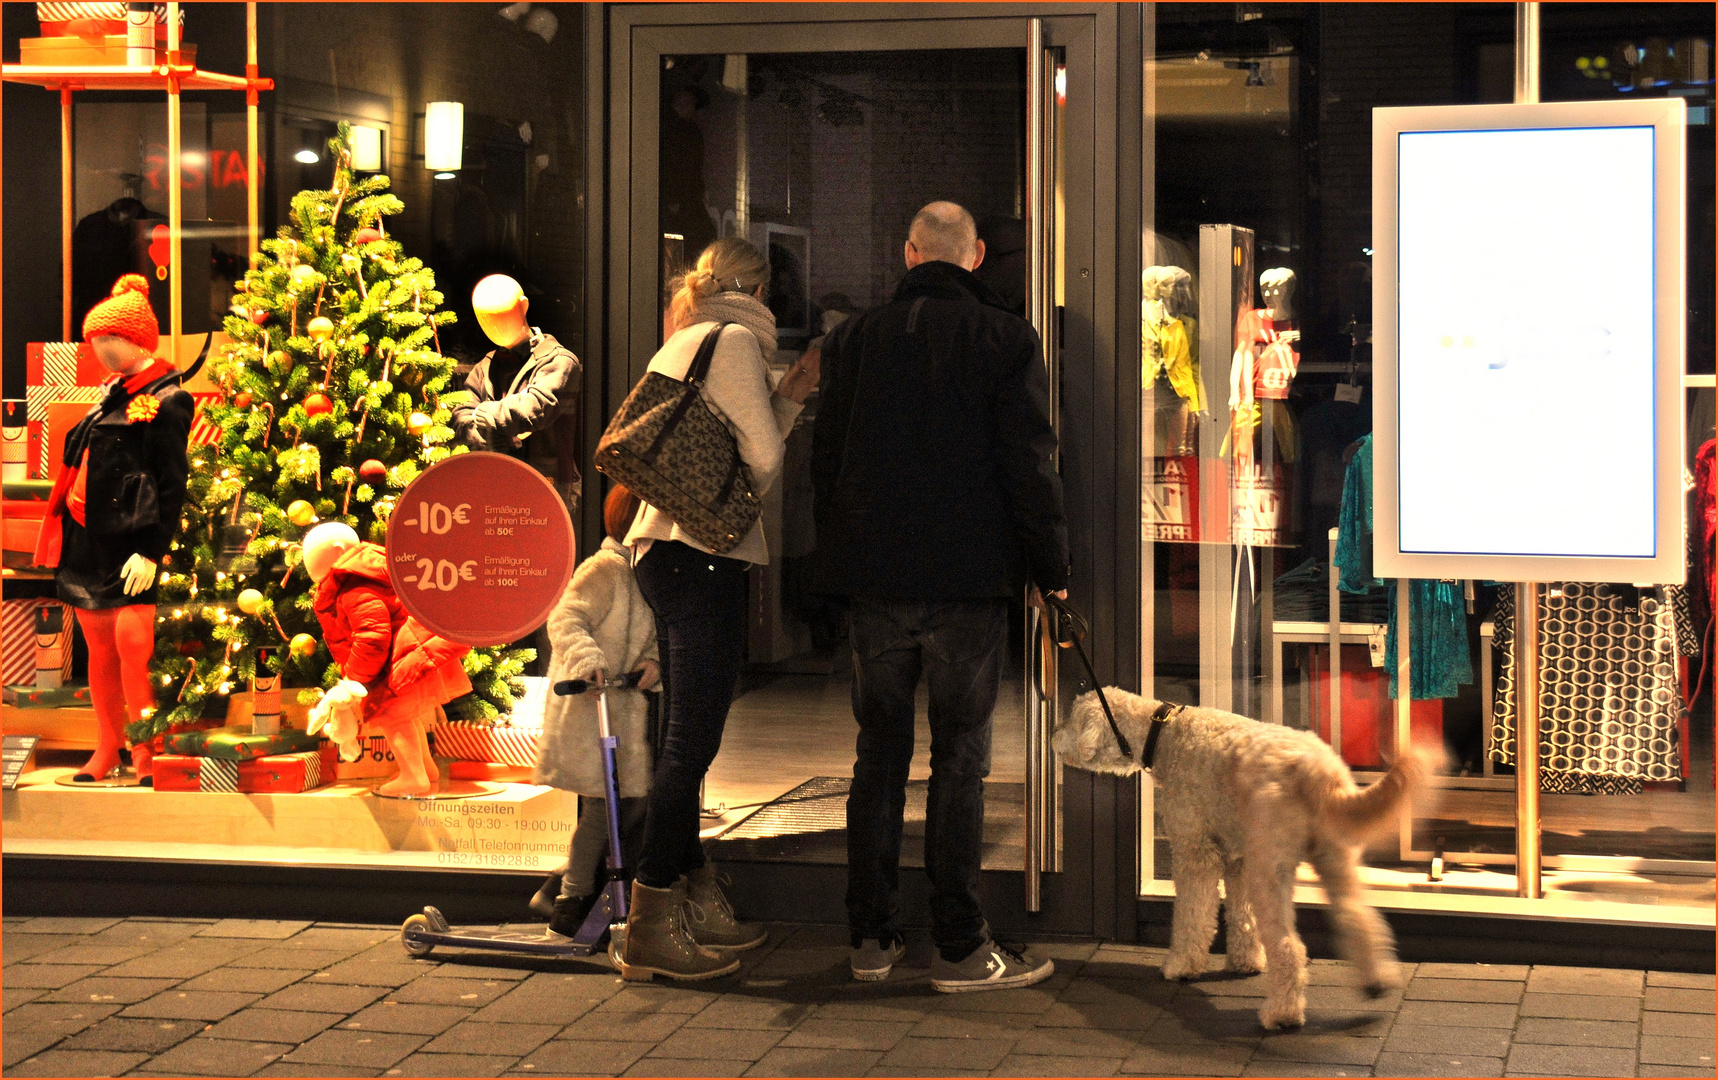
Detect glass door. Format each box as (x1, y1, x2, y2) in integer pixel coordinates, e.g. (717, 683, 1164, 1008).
(607, 5, 1114, 936)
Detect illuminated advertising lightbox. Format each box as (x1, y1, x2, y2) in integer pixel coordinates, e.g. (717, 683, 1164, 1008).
(1372, 98, 1686, 584)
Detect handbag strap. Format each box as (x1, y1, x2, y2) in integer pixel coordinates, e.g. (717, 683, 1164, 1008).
(645, 322, 732, 462)
(685, 321, 730, 387)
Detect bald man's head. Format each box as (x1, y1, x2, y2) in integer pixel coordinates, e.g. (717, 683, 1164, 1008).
(906, 201, 984, 271)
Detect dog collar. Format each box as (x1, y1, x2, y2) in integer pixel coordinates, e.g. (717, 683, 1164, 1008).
(1141, 701, 1182, 769)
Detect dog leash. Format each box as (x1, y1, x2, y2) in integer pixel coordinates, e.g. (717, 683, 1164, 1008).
(1041, 594, 1181, 769)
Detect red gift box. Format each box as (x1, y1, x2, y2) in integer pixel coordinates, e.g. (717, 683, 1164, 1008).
(237, 745, 335, 793)
(429, 721, 540, 767)
(447, 760, 534, 783)
(152, 754, 239, 792)
(1307, 643, 1444, 769)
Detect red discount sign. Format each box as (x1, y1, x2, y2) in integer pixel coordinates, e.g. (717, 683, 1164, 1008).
(385, 452, 575, 647)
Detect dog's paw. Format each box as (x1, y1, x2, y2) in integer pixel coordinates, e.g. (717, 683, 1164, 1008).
(1161, 953, 1205, 981)
(1257, 998, 1306, 1031)
(1224, 948, 1267, 975)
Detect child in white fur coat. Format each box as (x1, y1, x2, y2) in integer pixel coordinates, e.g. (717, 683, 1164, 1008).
(531, 485, 660, 938)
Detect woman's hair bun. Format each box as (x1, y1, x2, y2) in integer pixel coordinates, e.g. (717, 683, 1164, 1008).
(686, 268, 719, 297)
(113, 273, 151, 297)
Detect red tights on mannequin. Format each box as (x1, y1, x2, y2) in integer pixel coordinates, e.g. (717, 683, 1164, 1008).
(74, 605, 157, 781)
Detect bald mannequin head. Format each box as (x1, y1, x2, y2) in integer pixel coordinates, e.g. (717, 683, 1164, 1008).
(472, 274, 530, 349)
(905, 201, 985, 272)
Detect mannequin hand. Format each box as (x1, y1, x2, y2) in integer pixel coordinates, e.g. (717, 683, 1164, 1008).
(636, 660, 660, 690)
(309, 679, 367, 759)
(120, 554, 158, 596)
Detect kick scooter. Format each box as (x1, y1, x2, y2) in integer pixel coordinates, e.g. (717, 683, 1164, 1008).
(399, 670, 643, 961)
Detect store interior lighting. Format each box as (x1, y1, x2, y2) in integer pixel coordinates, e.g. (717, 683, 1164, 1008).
(349, 125, 382, 172)
(425, 101, 464, 172)
(293, 148, 319, 164)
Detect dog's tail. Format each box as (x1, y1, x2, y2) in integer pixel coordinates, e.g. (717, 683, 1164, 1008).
(1317, 743, 1443, 845)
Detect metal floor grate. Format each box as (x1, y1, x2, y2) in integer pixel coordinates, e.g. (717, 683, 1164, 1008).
(709, 776, 1026, 869)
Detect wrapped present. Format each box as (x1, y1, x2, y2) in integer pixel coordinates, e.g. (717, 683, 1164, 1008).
(25, 343, 104, 388)
(237, 745, 335, 793)
(146, 718, 222, 755)
(326, 723, 396, 779)
(3, 683, 91, 709)
(164, 726, 318, 760)
(152, 754, 239, 793)
(447, 760, 535, 783)
(429, 721, 540, 767)
(3, 400, 27, 483)
(2, 598, 75, 686)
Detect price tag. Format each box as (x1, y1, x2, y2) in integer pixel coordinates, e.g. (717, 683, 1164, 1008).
(386, 452, 576, 647)
(3, 735, 41, 790)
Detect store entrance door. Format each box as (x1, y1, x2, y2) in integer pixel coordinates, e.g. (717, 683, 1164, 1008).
(599, 4, 1125, 939)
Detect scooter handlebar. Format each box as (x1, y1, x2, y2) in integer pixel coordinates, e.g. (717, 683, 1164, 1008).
(553, 670, 646, 697)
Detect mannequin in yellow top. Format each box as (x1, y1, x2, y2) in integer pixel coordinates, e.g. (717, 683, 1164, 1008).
(1143, 265, 1204, 456)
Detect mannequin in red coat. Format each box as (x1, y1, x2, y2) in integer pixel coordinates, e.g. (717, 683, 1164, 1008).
(302, 522, 473, 797)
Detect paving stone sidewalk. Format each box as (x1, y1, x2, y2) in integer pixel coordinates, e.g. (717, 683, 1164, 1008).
(2, 916, 1712, 1078)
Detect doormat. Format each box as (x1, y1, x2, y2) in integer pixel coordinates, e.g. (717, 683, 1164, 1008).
(709, 776, 1027, 869)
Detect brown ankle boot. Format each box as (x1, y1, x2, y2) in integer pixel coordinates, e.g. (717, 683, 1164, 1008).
(615, 879, 739, 982)
(684, 864, 767, 951)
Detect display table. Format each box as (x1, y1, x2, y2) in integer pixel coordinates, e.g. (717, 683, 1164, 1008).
(2, 765, 575, 873)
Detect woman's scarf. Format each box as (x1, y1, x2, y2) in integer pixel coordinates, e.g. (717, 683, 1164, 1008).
(691, 291, 778, 356)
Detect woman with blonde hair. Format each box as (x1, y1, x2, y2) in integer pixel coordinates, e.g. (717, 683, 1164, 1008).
(615, 236, 819, 981)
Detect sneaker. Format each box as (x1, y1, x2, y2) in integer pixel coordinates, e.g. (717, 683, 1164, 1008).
(930, 938, 1054, 993)
(850, 935, 907, 982)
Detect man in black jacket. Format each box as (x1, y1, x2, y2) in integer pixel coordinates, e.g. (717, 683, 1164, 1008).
(813, 201, 1068, 992)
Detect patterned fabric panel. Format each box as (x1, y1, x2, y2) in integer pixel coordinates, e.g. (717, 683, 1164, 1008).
(1492, 583, 1682, 785)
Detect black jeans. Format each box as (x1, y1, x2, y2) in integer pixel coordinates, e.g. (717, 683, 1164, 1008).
(632, 540, 751, 889)
(845, 598, 1007, 953)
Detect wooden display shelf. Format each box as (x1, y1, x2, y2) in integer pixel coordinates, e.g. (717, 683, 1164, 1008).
(1, 704, 96, 750)
(0, 63, 270, 93)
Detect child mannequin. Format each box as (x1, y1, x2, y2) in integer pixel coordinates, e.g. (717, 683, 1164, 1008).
(303, 522, 472, 797)
(34, 275, 194, 784)
(531, 485, 660, 938)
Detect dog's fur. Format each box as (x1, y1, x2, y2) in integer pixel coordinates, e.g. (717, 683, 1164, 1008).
(1055, 689, 1440, 1030)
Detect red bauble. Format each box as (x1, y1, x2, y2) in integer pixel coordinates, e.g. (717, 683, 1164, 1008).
(358, 459, 388, 483)
(233, 391, 253, 409)
(353, 227, 383, 245)
(249, 308, 270, 326)
(303, 392, 334, 418)
(177, 640, 204, 655)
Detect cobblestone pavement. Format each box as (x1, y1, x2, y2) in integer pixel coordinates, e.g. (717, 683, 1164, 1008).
(1, 916, 1712, 1078)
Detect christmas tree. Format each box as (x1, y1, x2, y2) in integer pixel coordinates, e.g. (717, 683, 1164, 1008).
(142, 123, 532, 741)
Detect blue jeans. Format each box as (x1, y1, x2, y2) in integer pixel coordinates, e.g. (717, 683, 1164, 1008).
(632, 540, 750, 889)
(845, 598, 1007, 954)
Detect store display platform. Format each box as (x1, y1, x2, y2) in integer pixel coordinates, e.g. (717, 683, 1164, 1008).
(2, 765, 576, 873)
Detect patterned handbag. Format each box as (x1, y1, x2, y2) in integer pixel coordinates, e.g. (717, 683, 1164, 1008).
(594, 322, 759, 555)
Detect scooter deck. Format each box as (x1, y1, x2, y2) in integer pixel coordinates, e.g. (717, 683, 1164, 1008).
(401, 900, 619, 959)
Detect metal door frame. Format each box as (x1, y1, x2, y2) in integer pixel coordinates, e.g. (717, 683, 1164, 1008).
(582, 2, 1142, 942)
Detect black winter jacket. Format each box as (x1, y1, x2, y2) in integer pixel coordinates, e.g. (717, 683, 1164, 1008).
(811, 261, 1069, 599)
(61, 364, 195, 561)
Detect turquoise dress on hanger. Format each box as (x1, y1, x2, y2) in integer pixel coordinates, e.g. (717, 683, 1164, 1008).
(1333, 435, 1472, 700)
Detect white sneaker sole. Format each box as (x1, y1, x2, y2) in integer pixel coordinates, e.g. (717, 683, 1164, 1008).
(931, 958, 1055, 993)
(851, 947, 907, 982)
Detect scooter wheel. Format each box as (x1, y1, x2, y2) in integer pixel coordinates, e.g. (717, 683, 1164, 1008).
(400, 913, 436, 958)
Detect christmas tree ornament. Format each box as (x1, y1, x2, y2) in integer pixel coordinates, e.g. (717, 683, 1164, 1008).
(289, 264, 317, 290)
(233, 391, 253, 409)
(354, 227, 383, 246)
(358, 459, 388, 483)
(307, 316, 335, 341)
(250, 308, 270, 326)
(286, 500, 317, 527)
(177, 640, 204, 655)
(237, 589, 265, 615)
(231, 303, 249, 319)
(406, 411, 433, 437)
(289, 633, 318, 658)
(269, 350, 293, 374)
(304, 392, 334, 418)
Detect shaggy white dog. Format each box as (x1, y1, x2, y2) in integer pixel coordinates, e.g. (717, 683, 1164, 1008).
(1055, 688, 1439, 1030)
